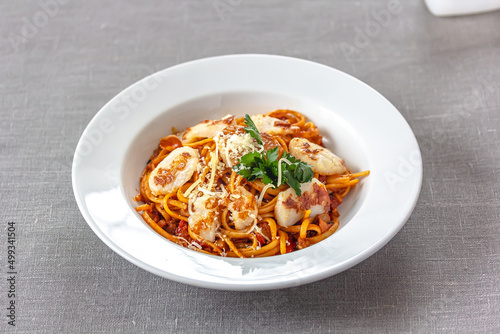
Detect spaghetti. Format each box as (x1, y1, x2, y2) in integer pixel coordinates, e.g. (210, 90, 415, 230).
(134, 110, 369, 258)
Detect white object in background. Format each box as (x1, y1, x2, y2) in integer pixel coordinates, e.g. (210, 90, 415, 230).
(425, 0, 500, 16)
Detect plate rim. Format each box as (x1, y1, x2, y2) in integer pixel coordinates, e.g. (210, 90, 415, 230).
(72, 54, 423, 290)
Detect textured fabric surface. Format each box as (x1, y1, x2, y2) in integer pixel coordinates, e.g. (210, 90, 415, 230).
(1, 0, 499, 333)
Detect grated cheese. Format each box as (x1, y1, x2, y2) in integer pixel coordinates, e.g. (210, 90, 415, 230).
(246, 218, 258, 235)
(183, 178, 203, 198)
(257, 183, 275, 206)
(253, 225, 270, 242)
(219, 184, 228, 196)
(220, 132, 260, 168)
(205, 135, 220, 191)
(198, 186, 217, 196)
(188, 242, 202, 250)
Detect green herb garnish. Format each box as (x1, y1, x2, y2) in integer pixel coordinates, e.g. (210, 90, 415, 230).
(233, 117, 314, 195)
(243, 114, 263, 145)
(233, 148, 314, 196)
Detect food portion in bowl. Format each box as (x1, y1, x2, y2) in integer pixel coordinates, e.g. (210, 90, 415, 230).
(134, 110, 369, 258)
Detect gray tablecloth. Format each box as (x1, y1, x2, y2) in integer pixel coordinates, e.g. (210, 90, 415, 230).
(1, 1, 499, 333)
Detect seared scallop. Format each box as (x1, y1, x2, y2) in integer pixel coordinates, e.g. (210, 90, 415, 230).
(149, 146, 199, 196)
(274, 178, 330, 227)
(182, 115, 235, 143)
(228, 186, 258, 230)
(289, 138, 346, 175)
(250, 114, 298, 136)
(188, 193, 221, 242)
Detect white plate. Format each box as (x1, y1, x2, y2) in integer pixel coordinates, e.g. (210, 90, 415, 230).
(72, 55, 422, 291)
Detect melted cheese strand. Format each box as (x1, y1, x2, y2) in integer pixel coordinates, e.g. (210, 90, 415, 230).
(276, 158, 293, 187)
(183, 178, 202, 198)
(254, 224, 270, 242)
(257, 183, 275, 206)
(206, 134, 220, 191)
(220, 184, 228, 196)
(246, 218, 259, 235)
(224, 143, 233, 168)
(198, 187, 217, 196)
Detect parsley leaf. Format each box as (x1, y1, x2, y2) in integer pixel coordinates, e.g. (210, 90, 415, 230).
(240, 151, 260, 165)
(233, 144, 314, 196)
(261, 174, 273, 185)
(283, 169, 301, 195)
(295, 163, 314, 183)
(237, 167, 252, 179)
(266, 146, 279, 163)
(243, 114, 263, 145)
